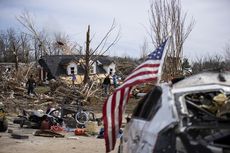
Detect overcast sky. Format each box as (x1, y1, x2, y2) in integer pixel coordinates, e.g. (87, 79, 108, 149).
(0, 0, 230, 60)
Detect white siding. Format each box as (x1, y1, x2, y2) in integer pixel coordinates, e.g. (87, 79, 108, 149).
(89, 62, 97, 74)
(66, 62, 78, 75)
(93, 62, 96, 74)
(103, 62, 116, 75)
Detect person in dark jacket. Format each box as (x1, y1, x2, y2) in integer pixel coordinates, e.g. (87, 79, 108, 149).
(103, 75, 111, 96)
(112, 74, 118, 88)
(26, 74, 36, 96)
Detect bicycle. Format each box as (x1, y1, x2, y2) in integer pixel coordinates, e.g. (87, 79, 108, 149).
(60, 100, 96, 127)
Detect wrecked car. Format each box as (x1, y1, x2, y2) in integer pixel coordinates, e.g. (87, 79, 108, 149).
(119, 72, 230, 153)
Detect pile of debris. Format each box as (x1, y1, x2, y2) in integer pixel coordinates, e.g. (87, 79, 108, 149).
(0, 64, 106, 140)
(0, 62, 108, 114)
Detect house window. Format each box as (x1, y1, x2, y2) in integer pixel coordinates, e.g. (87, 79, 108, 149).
(89, 65, 94, 74)
(70, 67, 75, 74)
(110, 68, 113, 75)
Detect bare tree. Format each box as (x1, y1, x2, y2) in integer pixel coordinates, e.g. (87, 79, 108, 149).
(54, 33, 67, 55)
(149, 0, 195, 80)
(6, 29, 22, 71)
(83, 25, 91, 84)
(16, 10, 49, 58)
(83, 20, 120, 84)
(16, 10, 119, 85)
(0, 32, 8, 62)
(90, 19, 120, 59)
(224, 43, 230, 61)
(140, 38, 149, 59)
(0, 29, 34, 64)
(0, 31, 14, 62)
(191, 55, 225, 74)
(17, 11, 83, 59)
(223, 43, 230, 71)
(53, 32, 82, 55)
(19, 32, 32, 63)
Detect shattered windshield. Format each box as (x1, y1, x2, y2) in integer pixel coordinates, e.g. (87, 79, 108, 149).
(183, 90, 230, 121)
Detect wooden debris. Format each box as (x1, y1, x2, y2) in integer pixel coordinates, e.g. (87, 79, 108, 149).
(11, 132, 29, 139)
(8, 129, 13, 133)
(34, 130, 65, 138)
(0, 63, 108, 115)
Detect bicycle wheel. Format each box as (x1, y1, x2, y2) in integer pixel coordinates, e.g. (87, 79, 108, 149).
(75, 111, 89, 125)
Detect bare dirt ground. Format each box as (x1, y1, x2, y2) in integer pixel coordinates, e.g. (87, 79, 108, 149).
(0, 118, 119, 153)
(0, 93, 139, 153)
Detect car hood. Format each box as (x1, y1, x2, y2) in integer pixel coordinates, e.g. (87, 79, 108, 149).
(173, 72, 230, 89)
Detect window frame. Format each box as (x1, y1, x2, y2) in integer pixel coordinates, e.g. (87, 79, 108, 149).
(132, 86, 162, 121)
(70, 67, 75, 74)
(89, 65, 94, 74)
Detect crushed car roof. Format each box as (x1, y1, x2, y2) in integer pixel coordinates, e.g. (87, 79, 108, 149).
(173, 72, 230, 89)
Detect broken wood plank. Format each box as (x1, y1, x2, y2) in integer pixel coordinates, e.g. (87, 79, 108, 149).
(34, 130, 65, 138)
(11, 132, 29, 139)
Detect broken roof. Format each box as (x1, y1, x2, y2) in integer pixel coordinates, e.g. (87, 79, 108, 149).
(96, 56, 114, 65)
(41, 55, 113, 65)
(38, 55, 111, 79)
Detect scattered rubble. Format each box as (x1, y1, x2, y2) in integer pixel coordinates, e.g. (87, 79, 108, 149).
(0, 63, 107, 114)
(34, 130, 65, 138)
(0, 62, 139, 148)
(11, 132, 29, 139)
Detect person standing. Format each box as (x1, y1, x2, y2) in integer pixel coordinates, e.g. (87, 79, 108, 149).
(26, 74, 36, 96)
(112, 74, 118, 88)
(71, 73, 76, 86)
(103, 75, 111, 96)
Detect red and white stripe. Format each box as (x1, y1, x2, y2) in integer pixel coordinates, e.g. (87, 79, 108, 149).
(103, 59, 162, 152)
(103, 87, 131, 152)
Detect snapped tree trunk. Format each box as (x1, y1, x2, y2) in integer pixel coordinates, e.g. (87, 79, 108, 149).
(83, 25, 90, 84)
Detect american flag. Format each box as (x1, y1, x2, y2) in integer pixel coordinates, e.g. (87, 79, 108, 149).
(102, 39, 168, 152)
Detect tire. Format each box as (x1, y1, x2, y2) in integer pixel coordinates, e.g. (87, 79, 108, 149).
(0, 118, 8, 132)
(75, 112, 89, 125)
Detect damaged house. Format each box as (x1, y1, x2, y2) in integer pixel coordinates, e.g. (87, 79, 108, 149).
(38, 55, 116, 84)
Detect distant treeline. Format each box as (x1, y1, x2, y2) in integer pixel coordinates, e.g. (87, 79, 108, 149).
(0, 28, 230, 75)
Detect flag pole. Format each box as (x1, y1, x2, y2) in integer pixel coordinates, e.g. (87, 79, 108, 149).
(157, 36, 170, 84)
